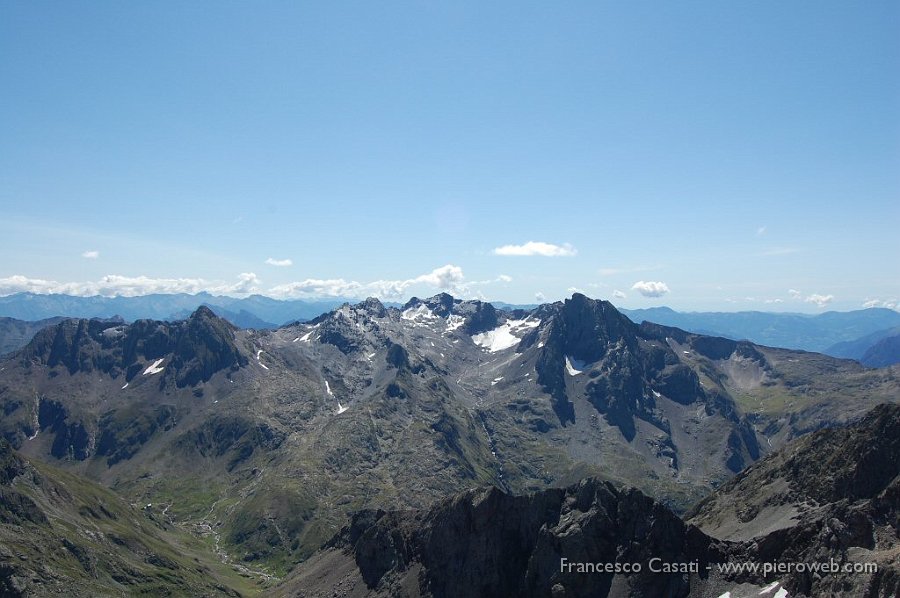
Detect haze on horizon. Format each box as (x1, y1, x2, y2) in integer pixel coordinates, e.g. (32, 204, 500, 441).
(1, 2, 897, 313)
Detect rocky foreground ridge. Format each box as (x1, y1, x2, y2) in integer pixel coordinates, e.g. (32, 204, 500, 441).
(274, 403, 900, 598)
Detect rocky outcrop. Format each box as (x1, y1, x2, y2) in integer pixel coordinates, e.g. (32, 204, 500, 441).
(324, 478, 722, 598)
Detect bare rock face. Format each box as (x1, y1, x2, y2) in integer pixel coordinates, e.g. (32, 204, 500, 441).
(312, 478, 722, 598)
(168, 306, 248, 387)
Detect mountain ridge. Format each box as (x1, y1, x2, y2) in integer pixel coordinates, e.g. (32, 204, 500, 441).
(0, 294, 896, 579)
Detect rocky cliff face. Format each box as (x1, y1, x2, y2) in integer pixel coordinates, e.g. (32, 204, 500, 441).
(275, 478, 724, 598)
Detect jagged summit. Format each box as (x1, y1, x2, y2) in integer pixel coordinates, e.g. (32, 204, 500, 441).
(169, 305, 247, 387)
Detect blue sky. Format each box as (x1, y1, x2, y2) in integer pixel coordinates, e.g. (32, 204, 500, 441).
(1, 1, 898, 311)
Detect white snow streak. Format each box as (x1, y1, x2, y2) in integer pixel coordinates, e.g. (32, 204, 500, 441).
(336, 402, 349, 414)
(143, 358, 165, 375)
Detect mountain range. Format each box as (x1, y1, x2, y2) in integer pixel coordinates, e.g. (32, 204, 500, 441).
(620, 306, 900, 356)
(3, 292, 900, 362)
(0, 292, 347, 328)
(0, 294, 897, 596)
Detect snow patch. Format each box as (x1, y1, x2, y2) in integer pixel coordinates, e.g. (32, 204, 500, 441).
(121, 383, 129, 389)
(27, 430, 39, 441)
(773, 589, 788, 598)
(336, 402, 349, 414)
(298, 330, 314, 343)
(143, 358, 165, 376)
(258, 362, 269, 370)
(759, 582, 781, 595)
(256, 349, 263, 360)
(652, 390, 661, 398)
(565, 356, 584, 376)
(491, 376, 504, 386)
(325, 380, 333, 396)
(471, 318, 541, 353)
(401, 304, 437, 326)
(445, 314, 465, 332)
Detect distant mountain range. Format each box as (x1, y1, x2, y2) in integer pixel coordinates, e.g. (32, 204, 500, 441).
(2, 292, 900, 365)
(0, 292, 347, 328)
(620, 305, 900, 357)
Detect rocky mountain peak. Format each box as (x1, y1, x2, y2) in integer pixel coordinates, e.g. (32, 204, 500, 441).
(358, 297, 387, 318)
(169, 306, 247, 387)
(420, 292, 458, 316)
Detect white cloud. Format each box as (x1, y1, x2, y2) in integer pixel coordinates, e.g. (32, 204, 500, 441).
(81, 250, 99, 259)
(535, 292, 546, 303)
(756, 226, 767, 236)
(787, 288, 835, 308)
(567, 287, 584, 295)
(493, 241, 577, 257)
(631, 280, 670, 298)
(612, 290, 626, 299)
(269, 264, 469, 301)
(497, 274, 513, 283)
(763, 298, 784, 304)
(268, 278, 363, 298)
(265, 257, 293, 267)
(0, 273, 261, 297)
(862, 298, 897, 310)
(804, 293, 834, 308)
